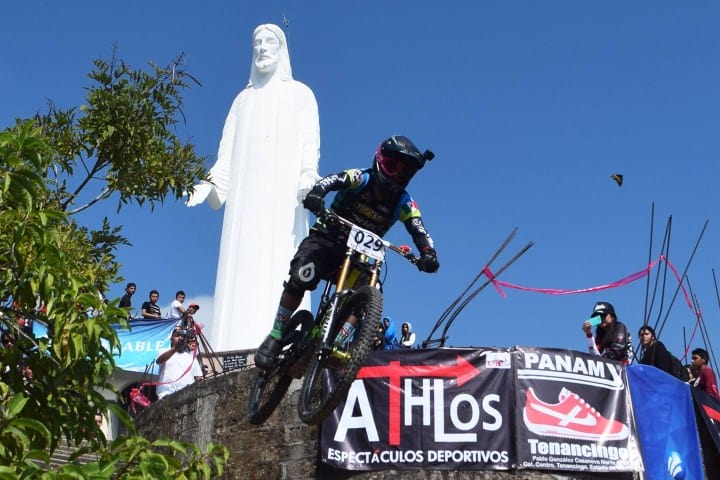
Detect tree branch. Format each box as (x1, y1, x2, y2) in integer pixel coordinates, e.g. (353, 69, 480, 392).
(67, 187, 112, 215)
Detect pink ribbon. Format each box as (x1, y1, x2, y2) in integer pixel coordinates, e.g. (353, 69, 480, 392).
(485, 255, 699, 319)
(482, 266, 506, 298)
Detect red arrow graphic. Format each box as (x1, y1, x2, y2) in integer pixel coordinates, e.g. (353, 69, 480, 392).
(354, 356, 483, 445)
(357, 355, 482, 386)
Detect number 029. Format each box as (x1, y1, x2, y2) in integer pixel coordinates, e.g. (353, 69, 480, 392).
(348, 225, 386, 261)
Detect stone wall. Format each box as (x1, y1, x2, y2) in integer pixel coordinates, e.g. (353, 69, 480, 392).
(134, 369, 638, 480)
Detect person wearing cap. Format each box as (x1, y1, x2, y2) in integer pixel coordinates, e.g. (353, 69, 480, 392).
(691, 348, 719, 399)
(582, 301, 632, 364)
(182, 303, 200, 329)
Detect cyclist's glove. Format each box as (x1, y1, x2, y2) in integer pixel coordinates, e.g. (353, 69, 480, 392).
(302, 191, 324, 216)
(417, 248, 439, 273)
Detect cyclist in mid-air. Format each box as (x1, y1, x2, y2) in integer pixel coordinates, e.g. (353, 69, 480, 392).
(255, 135, 440, 369)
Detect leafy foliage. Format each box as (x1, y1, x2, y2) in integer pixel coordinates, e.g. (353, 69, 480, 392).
(35, 52, 207, 214)
(0, 55, 226, 477)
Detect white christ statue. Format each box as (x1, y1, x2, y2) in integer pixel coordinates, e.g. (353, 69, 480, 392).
(186, 23, 319, 351)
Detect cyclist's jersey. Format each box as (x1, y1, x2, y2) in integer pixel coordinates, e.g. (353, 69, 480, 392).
(308, 168, 435, 253)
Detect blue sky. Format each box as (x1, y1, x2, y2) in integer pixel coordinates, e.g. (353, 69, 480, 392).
(2, 1, 719, 363)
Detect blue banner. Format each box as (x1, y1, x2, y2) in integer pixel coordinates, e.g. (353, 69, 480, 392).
(32, 318, 178, 373)
(114, 318, 178, 372)
(627, 364, 703, 480)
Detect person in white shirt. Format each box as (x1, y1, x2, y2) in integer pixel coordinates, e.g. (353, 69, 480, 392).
(155, 328, 203, 400)
(168, 291, 186, 320)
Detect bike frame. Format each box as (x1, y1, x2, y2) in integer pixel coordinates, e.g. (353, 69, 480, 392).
(314, 246, 383, 357)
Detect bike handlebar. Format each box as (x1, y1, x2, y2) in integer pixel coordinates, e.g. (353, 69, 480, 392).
(319, 209, 419, 265)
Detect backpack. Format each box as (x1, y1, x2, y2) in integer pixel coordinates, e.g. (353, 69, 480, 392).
(670, 355, 689, 382)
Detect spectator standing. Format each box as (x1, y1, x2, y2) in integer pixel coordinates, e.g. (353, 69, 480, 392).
(382, 317, 397, 350)
(169, 291, 186, 321)
(155, 328, 203, 400)
(398, 322, 416, 348)
(691, 348, 719, 399)
(119, 283, 136, 309)
(141, 290, 162, 320)
(582, 301, 632, 364)
(637, 325, 673, 376)
(182, 303, 199, 329)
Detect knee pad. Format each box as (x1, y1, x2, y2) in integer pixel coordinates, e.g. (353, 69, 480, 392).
(286, 258, 320, 294)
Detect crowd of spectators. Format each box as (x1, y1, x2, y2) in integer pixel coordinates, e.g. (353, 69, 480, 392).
(117, 283, 200, 327)
(582, 300, 719, 399)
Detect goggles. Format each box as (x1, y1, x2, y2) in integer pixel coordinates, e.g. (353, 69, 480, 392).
(377, 152, 418, 183)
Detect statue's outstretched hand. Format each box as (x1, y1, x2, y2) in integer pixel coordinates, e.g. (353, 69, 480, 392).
(185, 183, 213, 207)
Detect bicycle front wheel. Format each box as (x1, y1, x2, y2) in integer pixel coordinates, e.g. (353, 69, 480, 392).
(297, 285, 383, 424)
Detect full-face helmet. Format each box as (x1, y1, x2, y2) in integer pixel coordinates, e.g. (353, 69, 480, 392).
(372, 135, 434, 192)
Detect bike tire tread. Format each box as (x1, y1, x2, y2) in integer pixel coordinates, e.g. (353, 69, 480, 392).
(297, 285, 383, 424)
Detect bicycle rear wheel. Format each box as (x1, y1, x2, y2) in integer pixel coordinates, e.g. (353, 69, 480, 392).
(247, 310, 313, 425)
(247, 369, 293, 425)
(297, 285, 383, 424)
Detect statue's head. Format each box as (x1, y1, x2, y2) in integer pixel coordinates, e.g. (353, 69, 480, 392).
(249, 24, 292, 86)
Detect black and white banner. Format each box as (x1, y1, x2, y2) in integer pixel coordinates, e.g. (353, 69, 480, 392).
(514, 347, 643, 472)
(321, 348, 515, 470)
(321, 347, 644, 472)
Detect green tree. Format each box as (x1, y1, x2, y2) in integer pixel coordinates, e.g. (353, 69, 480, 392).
(0, 55, 227, 478)
(38, 52, 207, 215)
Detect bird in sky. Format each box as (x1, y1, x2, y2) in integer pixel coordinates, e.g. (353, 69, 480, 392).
(611, 173, 623, 187)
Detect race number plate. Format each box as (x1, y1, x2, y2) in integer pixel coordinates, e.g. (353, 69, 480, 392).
(347, 224, 386, 261)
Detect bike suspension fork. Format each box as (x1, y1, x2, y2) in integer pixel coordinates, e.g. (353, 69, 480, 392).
(318, 253, 353, 348)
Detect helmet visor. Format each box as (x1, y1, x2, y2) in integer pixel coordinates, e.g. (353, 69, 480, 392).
(377, 151, 418, 184)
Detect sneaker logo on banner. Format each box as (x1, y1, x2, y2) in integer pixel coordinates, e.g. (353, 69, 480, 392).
(523, 387, 629, 441)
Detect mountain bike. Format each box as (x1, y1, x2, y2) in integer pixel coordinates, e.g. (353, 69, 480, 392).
(247, 210, 418, 425)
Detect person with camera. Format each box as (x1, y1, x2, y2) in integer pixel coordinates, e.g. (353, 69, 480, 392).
(155, 328, 204, 400)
